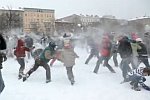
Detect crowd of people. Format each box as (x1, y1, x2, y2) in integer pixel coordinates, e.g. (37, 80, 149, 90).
(85, 32, 150, 91)
(1, 31, 150, 95)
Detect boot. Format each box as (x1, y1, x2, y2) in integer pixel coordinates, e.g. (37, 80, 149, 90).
(111, 70, 116, 73)
(18, 74, 22, 80)
(70, 79, 75, 85)
(132, 83, 141, 91)
(23, 74, 29, 82)
(18, 72, 24, 80)
(46, 79, 51, 83)
(131, 86, 141, 91)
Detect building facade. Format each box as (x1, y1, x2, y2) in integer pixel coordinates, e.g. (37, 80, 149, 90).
(80, 14, 100, 26)
(23, 8, 55, 35)
(55, 20, 75, 35)
(57, 14, 100, 27)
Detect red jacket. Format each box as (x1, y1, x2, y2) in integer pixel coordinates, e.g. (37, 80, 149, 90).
(14, 39, 30, 58)
(100, 38, 112, 57)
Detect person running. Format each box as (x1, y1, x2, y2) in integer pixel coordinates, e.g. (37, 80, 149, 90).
(93, 36, 115, 73)
(59, 33, 79, 85)
(23, 41, 57, 83)
(14, 38, 32, 79)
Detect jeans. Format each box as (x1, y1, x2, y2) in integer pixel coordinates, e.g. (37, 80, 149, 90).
(0, 70, 5, 94)
(120, 57, 132, 80)
(94, 56, 115, 73)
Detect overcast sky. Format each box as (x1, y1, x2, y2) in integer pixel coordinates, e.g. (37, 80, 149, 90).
(0, 0, 150, 19)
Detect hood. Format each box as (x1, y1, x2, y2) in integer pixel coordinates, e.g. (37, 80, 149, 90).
(17, 39, 25, 47)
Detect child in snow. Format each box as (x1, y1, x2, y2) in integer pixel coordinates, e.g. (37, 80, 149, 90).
(23, 41, 57, 83)
(124, 67, 150, 91)
(59, 33, 79, 85)
(14, 39, 33, 79)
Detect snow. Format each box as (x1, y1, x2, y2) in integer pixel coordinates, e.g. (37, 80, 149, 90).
(0, 47, 150, 100)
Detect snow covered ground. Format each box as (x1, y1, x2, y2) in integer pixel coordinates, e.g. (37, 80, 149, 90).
(0, 47, 150, 100)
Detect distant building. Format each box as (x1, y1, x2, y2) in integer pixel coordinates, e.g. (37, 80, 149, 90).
(57, 14, 100, 27)
(100, 17, 120, 32)
(128, 17, 150, 26)
(128, 17, 150, 34)
(0, 8, 55, 35)
(55, 20, 75, 35)
(23, 8, 55, 35)
(102, 15, 116, 19)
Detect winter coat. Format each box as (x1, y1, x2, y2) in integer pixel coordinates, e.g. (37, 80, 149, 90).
(137, 42, 148, 57)
(125, 67, 146, 84)
(111, 41, 118, 53)
(31, 48, 43, 60)
(0, 34, 6, 50)
(0, 52, 7, 69)
(128, 67, 144, 77)
(118, 37, 132, 58)
(60, 37, 78, 67)
(0, 34, 6, 94)
(60, 48, 78, 67)
(143, 32, 150, 54)
(39, 46, 56, 63)
(14, 39, 30, 58)
(130, 41, 141, 57)
(100, 39, 112, 57)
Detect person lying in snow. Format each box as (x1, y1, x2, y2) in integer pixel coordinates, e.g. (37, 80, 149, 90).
(122, 67, 150, 91)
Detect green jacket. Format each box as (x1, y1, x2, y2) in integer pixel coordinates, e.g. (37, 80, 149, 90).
(131, 42, 141, 56)
(39, 46, 56, 63)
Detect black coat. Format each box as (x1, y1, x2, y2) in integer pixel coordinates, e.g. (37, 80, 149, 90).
(0, 34, 6, 50)
(137, 42, 148, 57)
(0, 34, 6, 94)
(118, 37, 132, 58)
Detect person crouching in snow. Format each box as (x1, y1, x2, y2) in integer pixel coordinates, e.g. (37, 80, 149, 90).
(14, 39, 32, 79)
(23, 41, 57, 83)
(59, 33, 79, 85)
(123, 67, 150, 91)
